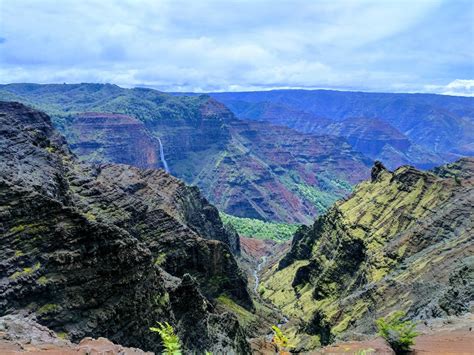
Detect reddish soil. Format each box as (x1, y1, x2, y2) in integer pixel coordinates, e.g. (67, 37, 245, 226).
(0, 337, 151, 354)
(320, 329, 474, 354)
(321, 337, 393, 354)
(252, 315, 474, 354)
(240, 236, 290, 260)
(411, 329, 474, 354)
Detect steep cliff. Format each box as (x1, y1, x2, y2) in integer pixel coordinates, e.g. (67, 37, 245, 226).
(261, 159, 473, 350)
(320, 117, 443, 169)
(64, 112, 163, 169)
(195, 119, 370, 224)
(0, 101, 251, 353)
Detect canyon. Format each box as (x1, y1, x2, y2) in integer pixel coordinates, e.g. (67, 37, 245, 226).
(0, 84, 372, 224)
(0, 85, 473, 353)
(261, 158, 473, 351)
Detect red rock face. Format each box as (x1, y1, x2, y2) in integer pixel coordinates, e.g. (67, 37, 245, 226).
(60, 108, 371, 223)
(325, 117, 411, 155)
(66, 112, 161, 169)
(194, 119, 371, 223)
(200, 98, 235, 120)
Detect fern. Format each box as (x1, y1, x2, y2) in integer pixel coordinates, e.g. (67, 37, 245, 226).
(150, 322, 182, 354)
(376, 311, 418, 354)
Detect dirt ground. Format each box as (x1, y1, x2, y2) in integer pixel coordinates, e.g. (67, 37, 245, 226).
(320, 329, 473, 354)
(252, 314, 474, 354)
(0, 337, 152, 355)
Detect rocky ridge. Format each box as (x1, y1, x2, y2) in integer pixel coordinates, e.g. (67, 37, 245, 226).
(194, 119, 370, 224)
(0, 101, 252, 353)
(260, 158, 473, 351)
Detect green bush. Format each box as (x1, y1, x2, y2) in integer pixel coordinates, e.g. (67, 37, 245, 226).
(150, 322, 182, 354)
(271, 325, 294, 352)
(376, 311, 418, 354)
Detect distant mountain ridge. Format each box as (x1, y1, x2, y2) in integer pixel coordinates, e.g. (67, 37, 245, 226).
(208, 89, 474, 169)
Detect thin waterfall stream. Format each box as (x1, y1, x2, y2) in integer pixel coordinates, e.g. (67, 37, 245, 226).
(157, 137, 170, 173)
(253, 256, 267, 293)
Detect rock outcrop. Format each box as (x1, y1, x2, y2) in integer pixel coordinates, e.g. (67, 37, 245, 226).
(261, 158, 473, 351)
(0, 314, 154, 354)
(65, 112, 164, 170)
(0, 101, 251, 353)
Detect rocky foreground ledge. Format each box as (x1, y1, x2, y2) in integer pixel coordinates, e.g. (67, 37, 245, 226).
(2, 313, 473, 354)
(0, 315, 151, 354)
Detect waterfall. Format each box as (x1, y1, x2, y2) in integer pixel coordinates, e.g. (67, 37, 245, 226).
(254, 256, 267, 293)
(157, 137, 170, 173)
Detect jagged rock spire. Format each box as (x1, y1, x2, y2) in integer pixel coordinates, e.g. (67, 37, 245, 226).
(371, 160, 387, 182)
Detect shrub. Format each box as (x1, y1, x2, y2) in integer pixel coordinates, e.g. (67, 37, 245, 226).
(271, 325, 294, 352)
(376, 311, 418, 354)
(150, 322, 182, 355)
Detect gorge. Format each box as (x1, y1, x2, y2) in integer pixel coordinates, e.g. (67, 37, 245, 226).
(2, 1, 473, 353)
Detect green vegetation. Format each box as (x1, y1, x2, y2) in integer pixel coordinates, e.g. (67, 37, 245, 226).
(0, 83, 211, 125)
(281, 171, 352, 214)
(150, 322, 182, 355)
(56, 331, 69, 340)
(154, 253, 167, 266)
(355, 349, 375, 355)
(37, 303, 60, 315)
(293, 182, 347, 214)
(37, 276, 48, 285)
(376, 311, 418, 354)
(271, 325, 294, 352)
(84, 211, 97, 222)
(216, 295, 255, 327)
(9, 223, 48, 235)
(9, 262, 41, 280)
(220, 213, 299, 242)
(153, 292, 169, 307)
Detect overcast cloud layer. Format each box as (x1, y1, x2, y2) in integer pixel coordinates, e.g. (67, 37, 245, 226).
(0, 0, 473, 95)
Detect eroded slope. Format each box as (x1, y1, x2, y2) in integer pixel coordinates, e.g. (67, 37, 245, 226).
(0, 101, 251, 353)
(261, 159, 473, 350)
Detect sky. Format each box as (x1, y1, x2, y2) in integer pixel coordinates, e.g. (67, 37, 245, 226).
(0, 0, 473, 95)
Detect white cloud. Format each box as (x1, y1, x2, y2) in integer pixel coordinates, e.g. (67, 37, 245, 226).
(425, 79, 474, 97)
(0, 0, 472, 93)
(442, 79, 474, 96)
